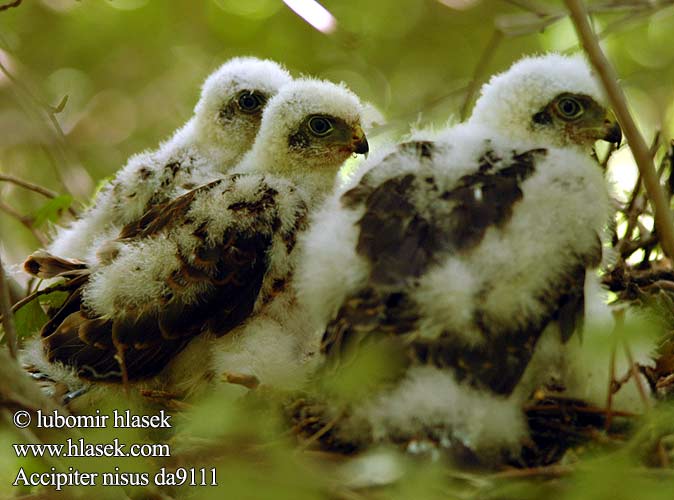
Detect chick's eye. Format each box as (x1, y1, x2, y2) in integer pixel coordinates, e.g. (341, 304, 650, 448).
(556, 97, 583, 119)
(237, 91, 265, 113)
(308, 116, 334, 136)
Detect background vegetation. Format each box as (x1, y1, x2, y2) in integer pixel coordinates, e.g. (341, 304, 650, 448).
(2, 0, 674, 264)
(2, 0, 674, 498)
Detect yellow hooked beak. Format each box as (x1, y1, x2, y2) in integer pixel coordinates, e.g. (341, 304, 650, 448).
(600, 111, 622, 145)
(350, 125, 369, 156)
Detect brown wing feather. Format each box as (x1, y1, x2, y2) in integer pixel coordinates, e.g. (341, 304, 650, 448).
(36, 177, 279, 382)
(326, 146, 599, 395)
(42, 229, 272, 382)
(118, 179, 227, 239)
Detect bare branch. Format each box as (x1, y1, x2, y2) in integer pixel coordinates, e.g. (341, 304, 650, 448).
(460, 30, 504, 121)
(497, 0, 674, 38)
(0, 0, 21, 12)
(0, 201, 48, 245)
(0, 58, 76, 197)
(0, 173, 78, 217)
(565, 0, 674, 261)
(0, 279, 81, 325)
(0, 173, 59, 199)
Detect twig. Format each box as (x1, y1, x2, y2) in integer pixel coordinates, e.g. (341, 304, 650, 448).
(0, 58, 75, 197)
(460, 30, 504, 120)
(298, 409, 345, 451)
(565, 0, 674, 261)
(0, 173, 59, 199)
(0, 0, 21, 12)
(623, 339, 652, 411)
(0, 201, 48, 245)
(0, 173, 77, 217)
(498, 0, 674, 39)
(0, 254, 18, 357)
(491, 464, 572, 479)
(0, 279, 80, 324)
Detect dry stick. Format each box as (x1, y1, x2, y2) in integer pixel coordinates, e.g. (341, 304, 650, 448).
(0, 279, 79, 324)
(623, 339, 652, 411)
(0, 201, 48, 245)
(499, 0, 673, 45)
(0, 254, 18, 358)
(298, 409, 345, 451)
(0, 60, 75, 197)
(0, 173, 60, 199)
(460, 30, 504, 121)
(565, 0, 674, 260)
(491, 464, 572, 479)
(0, 173, 78, 217)
(0, 0, 21, 12)
(617, 134, 661, 257)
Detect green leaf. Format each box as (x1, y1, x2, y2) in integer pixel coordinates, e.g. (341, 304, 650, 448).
(0, 287, 68, 344)
(13, 299, 47, 341)
(39, 289, 68, 310)
(32, 195, 73, 227)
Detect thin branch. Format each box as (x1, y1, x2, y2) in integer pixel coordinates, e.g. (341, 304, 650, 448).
(0, 278, 80, 324)
(460, 30, 504, 120)
(0, 254, 18, 358)
(0, 173, 59, 199)
(0, 0, 21, 12)
(565, 0, 674, 261)
(0, 173, 78, 217)
(623, 339, 652, 410)
(497, 0, 674, 39)
(0, 58, 75, 197)
(0, 201, 48, 245)
(491, 464, 572, 479)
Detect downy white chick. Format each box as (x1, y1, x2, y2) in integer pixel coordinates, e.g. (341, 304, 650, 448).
(22, 78, 368, 406)
(49, 57, 292, 261)
(293, 53, 623, 464)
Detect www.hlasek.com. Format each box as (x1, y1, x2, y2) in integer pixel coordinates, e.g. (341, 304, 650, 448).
(11, 409, 217, 490)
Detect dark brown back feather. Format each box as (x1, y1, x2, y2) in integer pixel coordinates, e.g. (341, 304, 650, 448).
(32, 177, 283, 382)
(326, 146, 599, 395)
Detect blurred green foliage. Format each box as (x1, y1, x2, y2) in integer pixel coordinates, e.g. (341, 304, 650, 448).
(1, 0, 674, 263)
(2, 1, 674, 498)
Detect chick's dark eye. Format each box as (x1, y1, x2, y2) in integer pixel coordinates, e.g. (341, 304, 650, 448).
(237, 91, 265, 113)
(308, 116, 334, 136)
(557, 97, 583, 119)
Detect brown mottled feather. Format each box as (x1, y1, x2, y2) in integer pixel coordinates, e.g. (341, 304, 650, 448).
(29, 177, 284, 382)
(325, 146, 599, 395)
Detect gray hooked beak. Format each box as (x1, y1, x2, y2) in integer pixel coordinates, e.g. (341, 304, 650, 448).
(602, 111, 622, 146)
(351, 125, 369, 156)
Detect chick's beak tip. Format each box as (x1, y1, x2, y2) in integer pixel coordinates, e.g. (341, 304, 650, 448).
(606, 121, 622, 146)
(353, 132, 369, 156)
(602, 111, 622, 146)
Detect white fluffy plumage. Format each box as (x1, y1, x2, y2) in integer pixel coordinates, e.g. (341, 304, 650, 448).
(23, 77, 367, 406)
(49, 57, 292, 261)
(469, 53, 604, 147)
(294, 53, 622, 463)
(208, 78, 367, 389)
